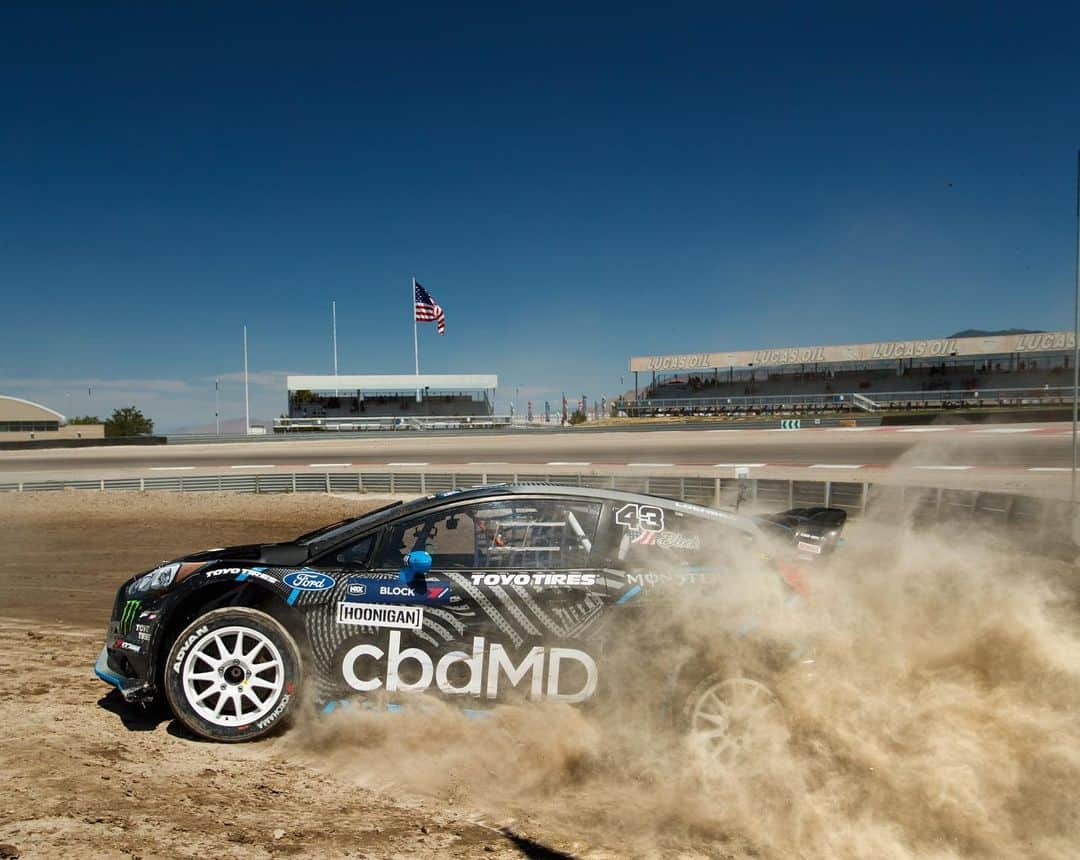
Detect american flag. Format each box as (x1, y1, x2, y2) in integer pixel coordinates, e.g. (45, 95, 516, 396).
(414, 282, 446, 334)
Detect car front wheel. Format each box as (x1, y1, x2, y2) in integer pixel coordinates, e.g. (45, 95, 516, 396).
(164, 607, 302, 742)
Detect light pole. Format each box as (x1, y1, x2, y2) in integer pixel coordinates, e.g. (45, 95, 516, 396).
(215, 377, 220, 435)
(332, 299, 338, 376)
(243, 325, 250, 435)
(331, 299, 339, 396)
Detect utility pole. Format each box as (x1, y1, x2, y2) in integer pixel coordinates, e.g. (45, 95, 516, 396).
(215, 377, 220, 435)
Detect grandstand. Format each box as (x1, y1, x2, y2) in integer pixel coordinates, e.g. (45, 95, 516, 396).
(625, 331, 1075, 417)
(276, 374, 500, 432)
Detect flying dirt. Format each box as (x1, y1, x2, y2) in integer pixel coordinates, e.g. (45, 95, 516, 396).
(278, 511, 1080, 859)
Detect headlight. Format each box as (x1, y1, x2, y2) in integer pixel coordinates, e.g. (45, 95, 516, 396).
(131, 562, 181, 594)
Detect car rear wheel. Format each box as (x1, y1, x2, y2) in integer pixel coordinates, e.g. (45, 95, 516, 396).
(164, 607, 302, 743)
(680, 673, 785, 776)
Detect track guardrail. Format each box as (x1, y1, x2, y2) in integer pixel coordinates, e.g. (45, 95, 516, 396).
(1, 469, 1074, 546)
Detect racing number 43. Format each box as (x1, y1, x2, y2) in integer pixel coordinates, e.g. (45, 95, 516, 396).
(615, 503, 665, 532)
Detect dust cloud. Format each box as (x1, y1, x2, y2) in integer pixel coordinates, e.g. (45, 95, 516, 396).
(287, 524, 1080, 859)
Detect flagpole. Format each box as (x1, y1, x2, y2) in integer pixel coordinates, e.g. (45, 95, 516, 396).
(243, 325, 250, 435)
(412, 276, 421, 402)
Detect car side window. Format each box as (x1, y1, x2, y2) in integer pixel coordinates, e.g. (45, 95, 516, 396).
(374, 499, 602, 570)
(332, 533, 376, 568)
(374, 506, 479, 569)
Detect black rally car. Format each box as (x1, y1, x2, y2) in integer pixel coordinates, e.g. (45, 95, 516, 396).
(95, 484, 844, 743)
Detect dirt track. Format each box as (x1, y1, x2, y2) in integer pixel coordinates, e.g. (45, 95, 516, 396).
(3, 490, 1080, 859)
(0, 492, 566, 859)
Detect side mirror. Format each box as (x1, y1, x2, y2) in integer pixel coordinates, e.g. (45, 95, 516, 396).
(399, 550, 432, 585)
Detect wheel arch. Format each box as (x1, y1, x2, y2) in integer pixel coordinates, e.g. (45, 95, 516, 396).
(156, 580, 311, 689)
(662, 634, 785, 717)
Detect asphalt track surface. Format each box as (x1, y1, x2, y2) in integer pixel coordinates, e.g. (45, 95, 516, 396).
(2, 423, 1076, 495)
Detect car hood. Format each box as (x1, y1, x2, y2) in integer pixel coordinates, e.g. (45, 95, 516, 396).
(178, 542, 311, 568)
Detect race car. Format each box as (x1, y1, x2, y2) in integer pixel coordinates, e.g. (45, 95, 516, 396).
(95, 484, 844, 746)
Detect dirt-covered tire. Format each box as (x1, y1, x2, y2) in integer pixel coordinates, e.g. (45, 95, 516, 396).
(164, 607, 302, 743)
(678, 671, 785, 775)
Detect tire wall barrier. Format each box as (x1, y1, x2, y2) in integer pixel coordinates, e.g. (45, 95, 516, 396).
(0, 436, 167, 451)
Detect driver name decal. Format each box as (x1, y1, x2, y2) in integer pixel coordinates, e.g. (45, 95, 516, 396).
(345, 577, 453, 605)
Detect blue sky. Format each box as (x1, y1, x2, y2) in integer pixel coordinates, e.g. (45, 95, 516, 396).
(2, 2, 1079, 430)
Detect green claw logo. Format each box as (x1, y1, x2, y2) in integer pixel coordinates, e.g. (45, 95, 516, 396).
(119, 600, 141, 634)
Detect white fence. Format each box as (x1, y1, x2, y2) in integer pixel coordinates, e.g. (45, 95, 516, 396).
(1, 469, 1074, 546)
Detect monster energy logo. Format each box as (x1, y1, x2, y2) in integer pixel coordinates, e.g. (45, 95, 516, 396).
(119, 600, 140, 634)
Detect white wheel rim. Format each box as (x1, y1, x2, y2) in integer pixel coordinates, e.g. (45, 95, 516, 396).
(689, 677, 779, 767)
(180, 625, 286, 728)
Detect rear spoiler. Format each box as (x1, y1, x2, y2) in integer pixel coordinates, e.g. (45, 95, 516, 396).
(756, 507, 847, 558)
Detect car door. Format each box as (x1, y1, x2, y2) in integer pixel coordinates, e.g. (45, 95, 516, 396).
(357, 495, 608, 705)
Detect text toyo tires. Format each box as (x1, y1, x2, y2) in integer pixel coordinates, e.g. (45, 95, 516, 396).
(164, 607, 302, 743)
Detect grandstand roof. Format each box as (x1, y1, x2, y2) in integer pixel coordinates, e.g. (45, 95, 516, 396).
(288, 374, 498, 392)
(629, 330, 1074, 372)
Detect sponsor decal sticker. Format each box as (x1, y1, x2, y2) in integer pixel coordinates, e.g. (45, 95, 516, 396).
(240, 570, 280, 585)
(204, 567, 259, 579)
(797, 541, 823, 555)
(119, 640, 142, 654)
(626, 570, 712, 587)
(467, 572, 597, 587)
(282, 570, 336, 591)
(337, 602, 424, 630)
(133, 623, 153, 642)
(119, 600, 140, 634)
(345, 577, 452, 604)
(424, 583, 452, 602)
(172, 624, 209, 673)
(340, 630, 597, 703)
(255, 693, 291, 731)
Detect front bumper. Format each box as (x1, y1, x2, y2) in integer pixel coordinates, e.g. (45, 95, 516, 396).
(94, 579, 171, 703)
(93, 645, 155, 703)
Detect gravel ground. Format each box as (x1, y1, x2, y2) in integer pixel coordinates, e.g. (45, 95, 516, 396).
(4, 490, 1078, 860)
(0, 492, 583, 859)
